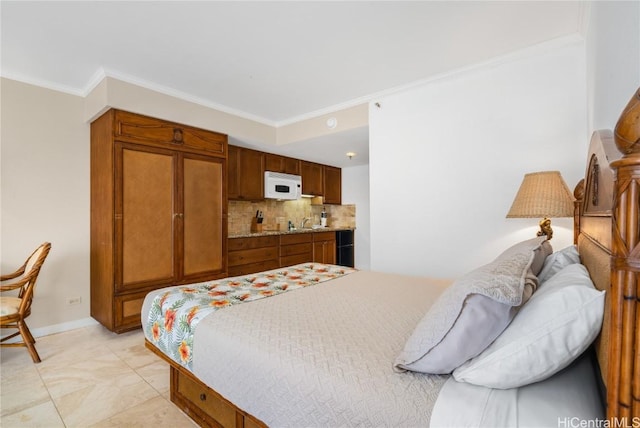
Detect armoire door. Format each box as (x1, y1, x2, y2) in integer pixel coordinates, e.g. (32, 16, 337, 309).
(181, 154, 226, 280)
(115, 144, 176, 290)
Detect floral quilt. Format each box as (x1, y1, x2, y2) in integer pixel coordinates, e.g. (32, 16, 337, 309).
(143, 263, 357, 371)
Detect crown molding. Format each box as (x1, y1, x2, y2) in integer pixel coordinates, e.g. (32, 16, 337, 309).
(3, 32, 584, 131)
(0, 71, 85, 97)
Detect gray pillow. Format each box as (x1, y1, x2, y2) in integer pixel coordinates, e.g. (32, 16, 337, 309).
(393, 237, 547, 374)
(530, 239, 553, 276)
(538, 245, 580, 284)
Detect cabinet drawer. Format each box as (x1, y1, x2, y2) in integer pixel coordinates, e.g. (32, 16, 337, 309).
(228, 247, 278, 267)
(228, 236, 278, 251)
(115, 110, 226, 156)
(280, 233, 313, 245)
(228, 260, 280, 277)
(281, 253, 313, 267)
(173, 368, 237, 428)
(280, 242, 313, 257)
(114, 291, 148, 332)
(313, 231, 336, 242)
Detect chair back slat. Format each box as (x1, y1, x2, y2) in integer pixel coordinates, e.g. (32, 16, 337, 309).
(1, 242, 51, 363)
(2, 243, 51, 312)
(18, 243, 51, 311)
(24, 246, 45, 276)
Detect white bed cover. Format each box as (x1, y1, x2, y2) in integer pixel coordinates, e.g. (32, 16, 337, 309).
(431, 350, 604, 427)
(192, 270, 452, 427)
(142, 268, 604, 427)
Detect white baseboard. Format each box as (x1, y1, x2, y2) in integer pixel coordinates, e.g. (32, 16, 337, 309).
(2, 317, 100, 342)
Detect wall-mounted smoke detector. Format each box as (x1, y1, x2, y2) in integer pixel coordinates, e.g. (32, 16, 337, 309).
(326, 117, 338, 129)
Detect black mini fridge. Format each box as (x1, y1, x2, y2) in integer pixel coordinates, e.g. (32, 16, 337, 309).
(336, 230, 354, 268)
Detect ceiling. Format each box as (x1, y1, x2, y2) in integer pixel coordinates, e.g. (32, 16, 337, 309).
(1, 1, 585, 167)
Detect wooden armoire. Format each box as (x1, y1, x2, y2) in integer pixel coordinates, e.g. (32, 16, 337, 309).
(90, 109, 228, 332)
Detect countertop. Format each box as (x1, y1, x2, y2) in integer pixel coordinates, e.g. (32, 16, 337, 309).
(229, 226, 355, 239)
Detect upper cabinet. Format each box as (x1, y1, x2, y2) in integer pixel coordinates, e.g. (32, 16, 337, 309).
(228, 145, 264, 200)
(229, 145, 341, 204)
(265, 153, 300, 175)
(323, 165, 342, 205)
(301, 161, 324, 196)
(301, 161, 342, 205)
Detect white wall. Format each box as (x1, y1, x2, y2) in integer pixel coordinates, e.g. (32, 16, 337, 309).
(1, 79, 96, 334)
(369, 39, 587, 278)
(341, 164, 370, 270)
(586, 1, 640, 131)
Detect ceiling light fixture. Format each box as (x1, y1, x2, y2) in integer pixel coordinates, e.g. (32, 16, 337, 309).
(346, 152, 356, 160)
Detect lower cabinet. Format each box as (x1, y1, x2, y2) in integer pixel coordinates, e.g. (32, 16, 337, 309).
(114, 290, 150, 331)
(228, 231, 341, 276)
(280, 234, 313, 267)
(313, 232, 337, 264)
(228, 236, 279, 276)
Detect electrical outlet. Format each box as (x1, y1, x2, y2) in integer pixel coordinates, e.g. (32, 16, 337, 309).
(67, 296, 81, 305)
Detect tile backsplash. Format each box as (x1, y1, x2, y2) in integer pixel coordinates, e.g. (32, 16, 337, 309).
(228, 199, 356, 235)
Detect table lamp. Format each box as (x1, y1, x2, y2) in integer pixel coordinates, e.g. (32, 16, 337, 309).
(506, 171, 575, 240)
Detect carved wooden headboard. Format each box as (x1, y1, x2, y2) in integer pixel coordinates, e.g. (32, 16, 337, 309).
(575, 88, 640, 420)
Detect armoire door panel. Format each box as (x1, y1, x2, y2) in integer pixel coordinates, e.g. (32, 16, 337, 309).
(183, 156, 225, 278)
(118, 146, 175, 288)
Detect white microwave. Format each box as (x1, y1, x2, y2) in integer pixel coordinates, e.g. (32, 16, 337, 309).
(264, 171, 302, 200)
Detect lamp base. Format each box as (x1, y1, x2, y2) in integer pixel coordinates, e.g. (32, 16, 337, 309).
(537, 217, 553, 240)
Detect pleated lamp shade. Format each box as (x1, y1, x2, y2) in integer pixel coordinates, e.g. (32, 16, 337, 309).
(507, 171, 575, 219)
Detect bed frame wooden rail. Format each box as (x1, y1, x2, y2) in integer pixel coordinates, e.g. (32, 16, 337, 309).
(145, 338, 267, 428)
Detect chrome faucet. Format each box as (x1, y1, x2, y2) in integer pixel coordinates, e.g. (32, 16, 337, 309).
(301, 217, 311, 229)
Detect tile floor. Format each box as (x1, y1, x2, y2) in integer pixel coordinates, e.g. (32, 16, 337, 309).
(0, 324, 198, 427)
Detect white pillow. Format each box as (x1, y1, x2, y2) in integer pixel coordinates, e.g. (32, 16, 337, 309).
(538, 245, 580, 284)
(452, 263, 604, 389)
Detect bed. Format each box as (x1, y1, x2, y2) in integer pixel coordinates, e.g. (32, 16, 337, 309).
(143, 89, 640, 427)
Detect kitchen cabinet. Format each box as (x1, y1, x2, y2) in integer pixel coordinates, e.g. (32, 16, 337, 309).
(229, 231, 347, 274)
(280, 234, 313, 267)
(265, 153, 300, 175)
(229, 144, 341, 204)
(227, 145, 239, 199)
(301, 161, 324, 196)
(313, 232, 336, 264)
(228, 236, 279, 276)
(228, 146, 264, 200)
(91, 109, 227, 332)
(300, 161, 342, 205)
(323, 165, 342, 205)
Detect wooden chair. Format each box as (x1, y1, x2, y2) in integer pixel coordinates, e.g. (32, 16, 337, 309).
(1, 242, 52, 363)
